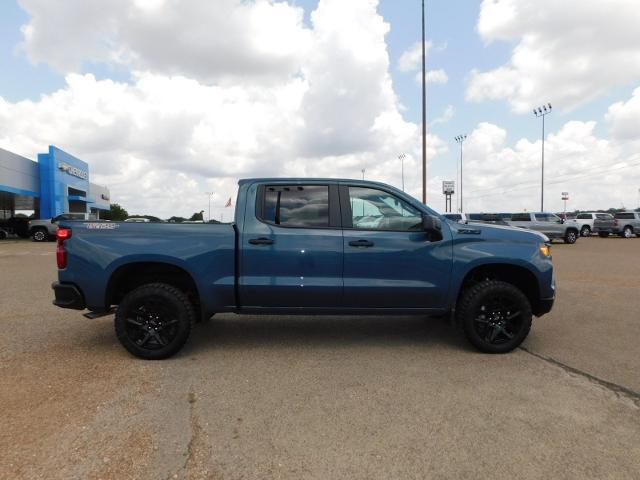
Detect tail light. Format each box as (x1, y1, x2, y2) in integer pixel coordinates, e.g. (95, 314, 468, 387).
(56, 227, 72, 269)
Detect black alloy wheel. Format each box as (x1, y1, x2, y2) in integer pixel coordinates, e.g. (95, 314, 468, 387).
(457, 280, 532, 353)
(115, 283, 194, 359)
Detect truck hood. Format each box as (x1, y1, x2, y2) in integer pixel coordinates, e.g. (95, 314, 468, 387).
(449, 221, 550, 243)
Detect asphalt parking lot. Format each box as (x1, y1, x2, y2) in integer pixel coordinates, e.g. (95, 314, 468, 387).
(1, 237, 639, 479)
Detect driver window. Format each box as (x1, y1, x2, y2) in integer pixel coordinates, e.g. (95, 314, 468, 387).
(348, 187, 422, 231)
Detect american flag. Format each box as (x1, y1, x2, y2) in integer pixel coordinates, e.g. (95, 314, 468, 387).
(224, 197, 232, 208)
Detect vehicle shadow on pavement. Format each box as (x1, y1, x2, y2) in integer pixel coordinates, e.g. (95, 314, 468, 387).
(183, 314, 470, 354)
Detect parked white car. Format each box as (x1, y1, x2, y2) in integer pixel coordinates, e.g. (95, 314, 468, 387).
(566, 212, 614, 237)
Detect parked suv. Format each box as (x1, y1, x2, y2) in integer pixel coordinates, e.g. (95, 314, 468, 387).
(567, 212, 614, 237)
(442, 213, 468, 223)
(594, 212, 640, 238)
(29, 213, 93, 242)
(506, 212, 579, 244)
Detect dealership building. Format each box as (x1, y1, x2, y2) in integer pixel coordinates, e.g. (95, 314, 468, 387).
(0, 145, 111, 219)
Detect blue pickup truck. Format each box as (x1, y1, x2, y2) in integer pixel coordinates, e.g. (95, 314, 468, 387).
(52, 178, 555, 359)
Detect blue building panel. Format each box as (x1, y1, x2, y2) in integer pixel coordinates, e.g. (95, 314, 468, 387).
(38, 146, 91, 218)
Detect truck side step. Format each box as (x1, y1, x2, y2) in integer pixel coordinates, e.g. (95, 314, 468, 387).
(83, 307, 116, 319)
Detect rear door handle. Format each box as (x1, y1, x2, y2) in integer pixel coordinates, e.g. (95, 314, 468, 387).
(348, 239, 374, 247)
(249, 237, 274, 245)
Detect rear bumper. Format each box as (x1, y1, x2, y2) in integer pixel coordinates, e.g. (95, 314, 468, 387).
(52, 281, 86, 310)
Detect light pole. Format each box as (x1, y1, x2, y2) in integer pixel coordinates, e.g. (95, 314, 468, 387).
(455, 135, 466, 212)
(534, 103, 552, 211)
(421, 0, 427, 204)
(398, 153, 406, 191)
(361, 168, 365, 180)
(205, 192, 214, 222)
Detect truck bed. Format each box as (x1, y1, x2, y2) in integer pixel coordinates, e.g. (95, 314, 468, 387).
(58, 221, 237, 314)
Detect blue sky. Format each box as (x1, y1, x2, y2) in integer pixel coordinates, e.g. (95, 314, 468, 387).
(1, 0, 639, 216)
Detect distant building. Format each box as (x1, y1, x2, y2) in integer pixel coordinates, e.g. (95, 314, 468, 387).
(0, 145, 110, 219)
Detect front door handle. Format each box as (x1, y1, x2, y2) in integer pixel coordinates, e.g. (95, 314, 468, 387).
(249, 237, 274, 245)
(348, 239, 374, 247)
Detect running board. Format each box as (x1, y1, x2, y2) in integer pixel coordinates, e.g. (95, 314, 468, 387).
(83, 307, 116, 319)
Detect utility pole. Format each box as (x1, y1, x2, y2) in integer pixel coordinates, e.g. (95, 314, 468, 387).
(361, 168, 365, 180)
(534, 103, 552, 211)
(421, 0, 427, 204)
(398, 153, 406, 191)
(205, 192, 214, 222)
(455, 135, 466, 212)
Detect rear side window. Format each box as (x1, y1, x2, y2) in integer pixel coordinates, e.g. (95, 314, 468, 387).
(577, 213, 591, 219)
(596, 214, 613, 219)
(615, 213, 634, 220)
(511, 213, 531, 221)
(261, 185, 329, 227)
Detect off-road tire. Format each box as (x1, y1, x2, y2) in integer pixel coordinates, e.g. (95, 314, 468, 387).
(564, 229, 578, 244)
(456, 280, 532, 354)
(32, 228, 48, 242)
(115, 283, 194, 360)
(580, 226, 591, 237)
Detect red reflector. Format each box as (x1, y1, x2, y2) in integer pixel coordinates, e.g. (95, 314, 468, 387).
(56, 242, 67, 269)
(57, 228, 72, 240)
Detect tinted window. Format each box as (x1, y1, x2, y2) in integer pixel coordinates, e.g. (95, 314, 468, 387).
(615, 213, 634, 220)
(349, 187, 422, 231)
(262, 185, 329, 227)
(511, 213, 531, 222)
(443, 214, 462, 221)
(596, 214, 613, 219)
(577, 213, 591, 219)
(468, 213, 483, 220)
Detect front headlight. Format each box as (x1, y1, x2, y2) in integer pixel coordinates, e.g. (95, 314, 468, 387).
(539, 243, 551, 258)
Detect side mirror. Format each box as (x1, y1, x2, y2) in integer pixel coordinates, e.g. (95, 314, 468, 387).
(422, 213, 442, 233)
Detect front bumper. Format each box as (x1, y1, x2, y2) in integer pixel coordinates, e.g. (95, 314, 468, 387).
(535, 297, 555, 316)
(52, 281, 86, 310)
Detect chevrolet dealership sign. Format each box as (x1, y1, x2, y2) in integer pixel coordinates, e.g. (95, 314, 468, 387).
(58, 161, 88, 180)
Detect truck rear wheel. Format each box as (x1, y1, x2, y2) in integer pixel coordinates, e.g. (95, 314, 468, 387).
(115, 282, 194, 359)
(456, 280, 532, 353)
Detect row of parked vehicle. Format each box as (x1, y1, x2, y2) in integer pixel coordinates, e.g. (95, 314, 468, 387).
(443, 211, 640, 243)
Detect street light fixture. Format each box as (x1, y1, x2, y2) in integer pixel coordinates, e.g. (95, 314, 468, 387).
(534, 103, 552, 211)
(455, 135, 466, 212)
(398, 153, 406, 191)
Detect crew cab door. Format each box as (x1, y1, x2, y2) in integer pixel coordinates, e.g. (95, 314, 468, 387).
(340, 184, 452, 309)
(239, 183, 343, 308)
(534, 213, 564, 237)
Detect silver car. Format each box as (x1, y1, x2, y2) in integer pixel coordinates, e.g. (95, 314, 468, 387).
(506, 212, 579, 244)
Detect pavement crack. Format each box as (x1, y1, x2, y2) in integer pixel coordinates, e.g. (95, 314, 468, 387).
(519, 346, 640, 408)
(183, 389, 201, 472)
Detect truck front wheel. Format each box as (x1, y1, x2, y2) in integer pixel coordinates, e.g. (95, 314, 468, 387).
(456, 280, 532, 354)
(115, 283, 195, 360)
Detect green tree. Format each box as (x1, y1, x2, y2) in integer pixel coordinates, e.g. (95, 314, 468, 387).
(189, 210, 204, 221)
(102, 203, 129, 221)
(167, 216, 187, 223)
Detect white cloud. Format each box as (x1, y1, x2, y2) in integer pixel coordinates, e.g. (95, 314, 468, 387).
(2, 0, 447, 218)
(18, 0, 311, 83)
(431, 105, 455, 126)
(451, 119, 639, 213)
(606, 87, 640, 142)
(415, 69, 448, 85)
(467, 0, 640, 113)
(397, 41, 431, 72)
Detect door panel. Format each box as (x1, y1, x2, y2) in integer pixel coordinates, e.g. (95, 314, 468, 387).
(240, 183, 343, 308)
(340, 185, 452, 309)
